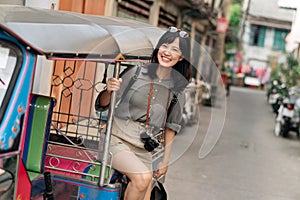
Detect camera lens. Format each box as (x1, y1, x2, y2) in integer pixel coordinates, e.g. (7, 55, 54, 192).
(140, 131, 159, 152)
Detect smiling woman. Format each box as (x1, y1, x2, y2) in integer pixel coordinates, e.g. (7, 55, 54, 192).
(157, 38, 183, 70)
(95, 28, 191, 200)
(1, 5, 196, 200)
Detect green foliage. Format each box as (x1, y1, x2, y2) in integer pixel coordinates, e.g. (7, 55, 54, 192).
(270, 66, 280, 80)
(229, 3, 242, 35)
(226, 42, 236, 50)
(287, 55, 299, 68)
(274, 55, 300, 88)
(225, 2, 242, 61)
(232, 0, 243, 3)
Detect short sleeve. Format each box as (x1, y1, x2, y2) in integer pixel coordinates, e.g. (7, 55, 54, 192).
(165, 92, 185, 134)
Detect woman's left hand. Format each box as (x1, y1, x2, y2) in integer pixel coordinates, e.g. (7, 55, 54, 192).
(153, 161, 168, 179)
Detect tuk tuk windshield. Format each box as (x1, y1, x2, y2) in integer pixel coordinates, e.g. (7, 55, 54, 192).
(0, 40, 22, 114)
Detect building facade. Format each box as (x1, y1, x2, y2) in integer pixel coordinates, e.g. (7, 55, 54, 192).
(278, 0, 300, 59)
(240, 0, 294, 72)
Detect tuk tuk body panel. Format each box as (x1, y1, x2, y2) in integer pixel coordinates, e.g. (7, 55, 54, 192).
(16, 159, 32, 200)
(48, 177, 120, 200)
(0, 31, 36, 152)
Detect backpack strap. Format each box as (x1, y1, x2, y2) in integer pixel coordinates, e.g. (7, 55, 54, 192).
(167, 92, 179, 117)
(118, 65, 142, 105)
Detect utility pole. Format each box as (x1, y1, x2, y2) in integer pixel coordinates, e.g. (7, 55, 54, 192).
(238, 0, 251, 52)
(214, 0, 232, 71)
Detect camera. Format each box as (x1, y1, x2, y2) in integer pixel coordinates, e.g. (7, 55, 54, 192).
(140, 131, 159, 152)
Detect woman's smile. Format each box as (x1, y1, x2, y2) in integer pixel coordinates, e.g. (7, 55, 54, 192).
(158, 37, 183, 68)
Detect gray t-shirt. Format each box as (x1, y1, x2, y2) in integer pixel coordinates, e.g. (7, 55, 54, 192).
(99, 64, 185, 133)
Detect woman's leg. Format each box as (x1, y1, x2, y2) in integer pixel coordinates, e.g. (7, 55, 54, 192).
(112, 150, 152, 200)
(143, 182, 152, 200)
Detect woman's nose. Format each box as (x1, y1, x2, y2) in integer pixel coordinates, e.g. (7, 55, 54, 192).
(163, 48, 172, 55)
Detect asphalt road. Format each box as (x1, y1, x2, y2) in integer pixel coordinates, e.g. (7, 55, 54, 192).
(164, 86, 300, 200)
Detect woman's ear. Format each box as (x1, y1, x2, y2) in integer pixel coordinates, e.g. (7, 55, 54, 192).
(179, 56, 184, 61)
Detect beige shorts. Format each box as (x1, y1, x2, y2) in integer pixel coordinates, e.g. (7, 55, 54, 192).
(109, 117, 152, 170)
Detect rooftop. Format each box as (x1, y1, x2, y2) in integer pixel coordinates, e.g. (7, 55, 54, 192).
(248, 0, 294, 22)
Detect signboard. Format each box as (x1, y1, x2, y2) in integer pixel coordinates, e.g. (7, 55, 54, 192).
(216, 17, 228, 33)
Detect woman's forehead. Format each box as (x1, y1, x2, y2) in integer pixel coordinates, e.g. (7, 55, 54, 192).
(164, 37, 180, 45)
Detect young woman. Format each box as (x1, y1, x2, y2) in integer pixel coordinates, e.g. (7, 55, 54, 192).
(95, 27, 191, 200)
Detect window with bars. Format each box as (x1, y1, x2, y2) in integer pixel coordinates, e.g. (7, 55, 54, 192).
(158, 7, 177, 28)
(273, 28, 288, 51)
(117, 0, 153, 23)
(249, 24, 266, 47)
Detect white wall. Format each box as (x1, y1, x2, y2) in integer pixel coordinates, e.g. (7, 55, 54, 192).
(242, 22, 287, 69)
(25, 0, 59, 9)
(0, 0, 23, 5)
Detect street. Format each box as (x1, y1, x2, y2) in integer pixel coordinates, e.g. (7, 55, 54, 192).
(165, 86, 300, 200)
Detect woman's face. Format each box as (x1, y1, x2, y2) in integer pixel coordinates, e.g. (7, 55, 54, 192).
(157, 37, 183, 68)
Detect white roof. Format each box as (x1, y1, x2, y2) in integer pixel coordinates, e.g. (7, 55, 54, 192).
(248, 0, 294, 22)
(0, 5, 165, 59)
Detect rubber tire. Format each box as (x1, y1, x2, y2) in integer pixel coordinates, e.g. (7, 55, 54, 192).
(282, 120, 290, 138)
(274, 121, 281, 137)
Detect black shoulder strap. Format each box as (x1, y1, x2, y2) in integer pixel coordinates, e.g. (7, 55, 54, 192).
(118, 65, 141, 105)
(167, 92, 178, 116)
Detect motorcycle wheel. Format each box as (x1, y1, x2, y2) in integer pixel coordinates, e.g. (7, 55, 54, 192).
(282, 121, 290, 138)
(274, 121, 281, 136)
(272, 103, 279, 114)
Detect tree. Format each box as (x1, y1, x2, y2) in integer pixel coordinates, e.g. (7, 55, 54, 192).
(229, 3, 241, 36)
(224, 2, 242, 61)
(275, 55, 300, 88)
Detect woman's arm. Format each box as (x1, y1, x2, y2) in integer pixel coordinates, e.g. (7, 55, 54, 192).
(95, 66, 140, 111)
(95, 78, 122, 111)
(97, 89, 111, 108)
(153, 127, 175, 178)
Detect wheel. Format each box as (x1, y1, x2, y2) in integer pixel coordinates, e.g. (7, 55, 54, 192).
(282, 120, 290, 138)
(272, 103, 279, 114)
(274, 121, 281, 136)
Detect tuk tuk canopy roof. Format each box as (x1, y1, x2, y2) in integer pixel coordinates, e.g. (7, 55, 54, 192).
(0, 5, 165, 59)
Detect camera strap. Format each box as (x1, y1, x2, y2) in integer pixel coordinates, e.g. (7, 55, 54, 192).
(145, 80, 171, 128)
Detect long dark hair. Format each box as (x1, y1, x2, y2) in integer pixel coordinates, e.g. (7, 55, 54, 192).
(149, 31, 192, 92)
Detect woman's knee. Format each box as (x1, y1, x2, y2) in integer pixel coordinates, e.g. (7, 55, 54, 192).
(130, 172, 152, 191)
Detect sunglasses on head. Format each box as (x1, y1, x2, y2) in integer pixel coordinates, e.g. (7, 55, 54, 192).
(168, 27, 189, 38)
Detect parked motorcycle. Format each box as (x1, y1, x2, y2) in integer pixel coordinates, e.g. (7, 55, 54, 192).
(274, 87, 300, 138)
(268, 82, 288, 114)
(267, 79, 282, 99)
(182, 78, 199, 126)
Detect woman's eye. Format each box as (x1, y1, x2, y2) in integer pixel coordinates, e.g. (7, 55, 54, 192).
(161, 44, 168, 48)
(172, 48, 180, 52)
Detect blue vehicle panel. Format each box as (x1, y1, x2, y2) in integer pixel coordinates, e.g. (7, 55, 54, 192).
(0, 32, 36, 152)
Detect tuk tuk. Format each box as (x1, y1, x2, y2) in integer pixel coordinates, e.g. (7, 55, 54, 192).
(0, 5, 164, 199)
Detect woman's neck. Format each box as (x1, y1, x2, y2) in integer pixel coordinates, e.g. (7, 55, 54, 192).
(156, 66, 171, 80)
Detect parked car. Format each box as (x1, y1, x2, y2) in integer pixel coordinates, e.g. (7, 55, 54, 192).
(243, 74, 261, 88)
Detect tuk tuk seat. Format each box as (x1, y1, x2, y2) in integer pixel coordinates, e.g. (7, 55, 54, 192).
(22, 94, 55, 180)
